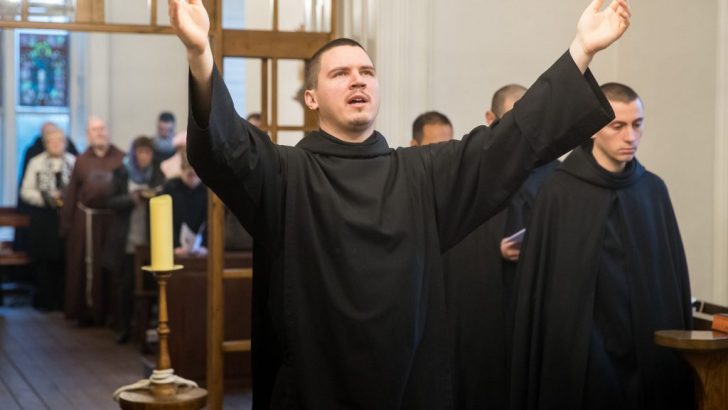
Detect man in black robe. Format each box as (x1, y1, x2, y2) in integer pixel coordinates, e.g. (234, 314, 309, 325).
(169, 0, 631, 408)
(510, 83, 694, 410)
(442, 84, 559, 410)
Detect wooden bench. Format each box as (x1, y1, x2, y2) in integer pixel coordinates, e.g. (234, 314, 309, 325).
(0, 208, 30, 265)
(0, 208, 31, 305)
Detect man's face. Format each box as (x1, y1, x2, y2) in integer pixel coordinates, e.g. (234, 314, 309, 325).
(592, 99, 644, 171)
(413, 123, 453, 146)
(135, 146, 154, 169)
(304, 46, 380, 138)
(157, 120, 175, 140)
(87, 118, 109, 149)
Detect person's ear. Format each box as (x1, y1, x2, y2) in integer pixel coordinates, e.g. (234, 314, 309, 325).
(304, 89, 319, 110)
(410, 139, 420, 147)
(485, 110, 497, 126)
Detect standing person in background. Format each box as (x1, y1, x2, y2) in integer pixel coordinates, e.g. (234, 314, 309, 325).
(14, 122, 78, 258)
(409, 111, 453, 147)
(61, 116, 125, 326)
(441, 83, 560, 410)
(152, 111, 177, 162)
(20, 127, 76, 311)
(510, 83, 693, 410)
(103, 136, 165, 343)
(162, 151, 208, 257)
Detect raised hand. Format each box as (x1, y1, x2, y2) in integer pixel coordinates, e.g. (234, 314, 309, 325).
(576, 0, 631, 55)
(570, 0, 631, 73)
(169, 0, 214, 121)
(168, 0, 211, 56)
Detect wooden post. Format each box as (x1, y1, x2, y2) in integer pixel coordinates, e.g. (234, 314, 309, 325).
(206, 3, 226, 409)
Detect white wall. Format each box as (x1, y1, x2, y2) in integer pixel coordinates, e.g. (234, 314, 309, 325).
(85, 2, 188, 152)
(616, 1, 719, 303)
(364, 0, 725, 303)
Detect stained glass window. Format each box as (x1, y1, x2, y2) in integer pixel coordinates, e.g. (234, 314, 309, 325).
(17, 31, 69, 108)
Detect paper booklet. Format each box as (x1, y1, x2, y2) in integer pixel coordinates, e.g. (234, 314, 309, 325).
(504, 228, 526, 244)
(179, 222, 205, 253)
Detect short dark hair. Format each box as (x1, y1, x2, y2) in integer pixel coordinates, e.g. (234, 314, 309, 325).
(246, 113, 262, 122)
(412, 111, 452, 145)
(305, 38, 369, 90)
(158, 111, 175, 123)
(131, 135, 154, 152)
(600, 82, 641, 105)
(490, 84, 527, 118)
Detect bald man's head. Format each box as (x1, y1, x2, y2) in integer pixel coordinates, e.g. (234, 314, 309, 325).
(485, 84, 527, 126)
(86, 116, 109, 151)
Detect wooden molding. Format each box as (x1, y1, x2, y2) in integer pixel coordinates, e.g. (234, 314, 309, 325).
(222, 30, 330, 59)
(75, 0, 105, 24)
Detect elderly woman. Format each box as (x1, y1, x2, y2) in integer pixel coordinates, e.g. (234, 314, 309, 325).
(20, 126, 76, 311)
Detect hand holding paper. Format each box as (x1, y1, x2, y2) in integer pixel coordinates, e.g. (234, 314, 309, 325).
(500, 229, 525, 262)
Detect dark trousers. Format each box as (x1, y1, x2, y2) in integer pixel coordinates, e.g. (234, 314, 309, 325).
(33, 258, 65, 310)
(111, 254, 134, 336)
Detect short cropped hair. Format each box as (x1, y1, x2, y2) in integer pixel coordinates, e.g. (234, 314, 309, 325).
(158, 111, 175, 123)
(412, 111, 453, 145)
(131, 135, 154, 152)
(305, 38, 369, 90)
(600, 82, 642, 105)
(490, 84, 527, 118)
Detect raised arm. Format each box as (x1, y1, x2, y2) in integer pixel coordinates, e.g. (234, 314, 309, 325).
(169, 0, 214, 126)
(169, 0, 284, 243)
(570, 0, 632, 73)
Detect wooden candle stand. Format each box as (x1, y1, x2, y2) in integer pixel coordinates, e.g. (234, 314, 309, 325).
(114, 265, 208, 409)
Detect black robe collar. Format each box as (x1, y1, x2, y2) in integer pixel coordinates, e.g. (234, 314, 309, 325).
(560, 141, 645, 189)
(296, 129, 391, 158)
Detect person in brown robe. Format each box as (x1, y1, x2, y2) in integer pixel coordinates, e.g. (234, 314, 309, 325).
(60, 116, 125, 325)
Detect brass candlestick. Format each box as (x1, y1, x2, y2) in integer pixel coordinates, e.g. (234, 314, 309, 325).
(113, 264, 207, 409)
(144, 265, 183, 398)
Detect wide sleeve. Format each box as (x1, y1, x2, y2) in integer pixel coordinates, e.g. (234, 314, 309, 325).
(432, 51, 614, 250)
(658, 179, 693, 328)
(186, 66, 285, 243)
(20, 156, 45, 207)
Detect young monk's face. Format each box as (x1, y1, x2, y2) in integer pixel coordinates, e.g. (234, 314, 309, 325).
(305, 45, 380, 138)
(592, 99, 644, 171)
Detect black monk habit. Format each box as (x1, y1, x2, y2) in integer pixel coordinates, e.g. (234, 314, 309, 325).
(187, 51, 613, 409)
(510, 143, 694, 410)
(442, 160, 558, 410)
